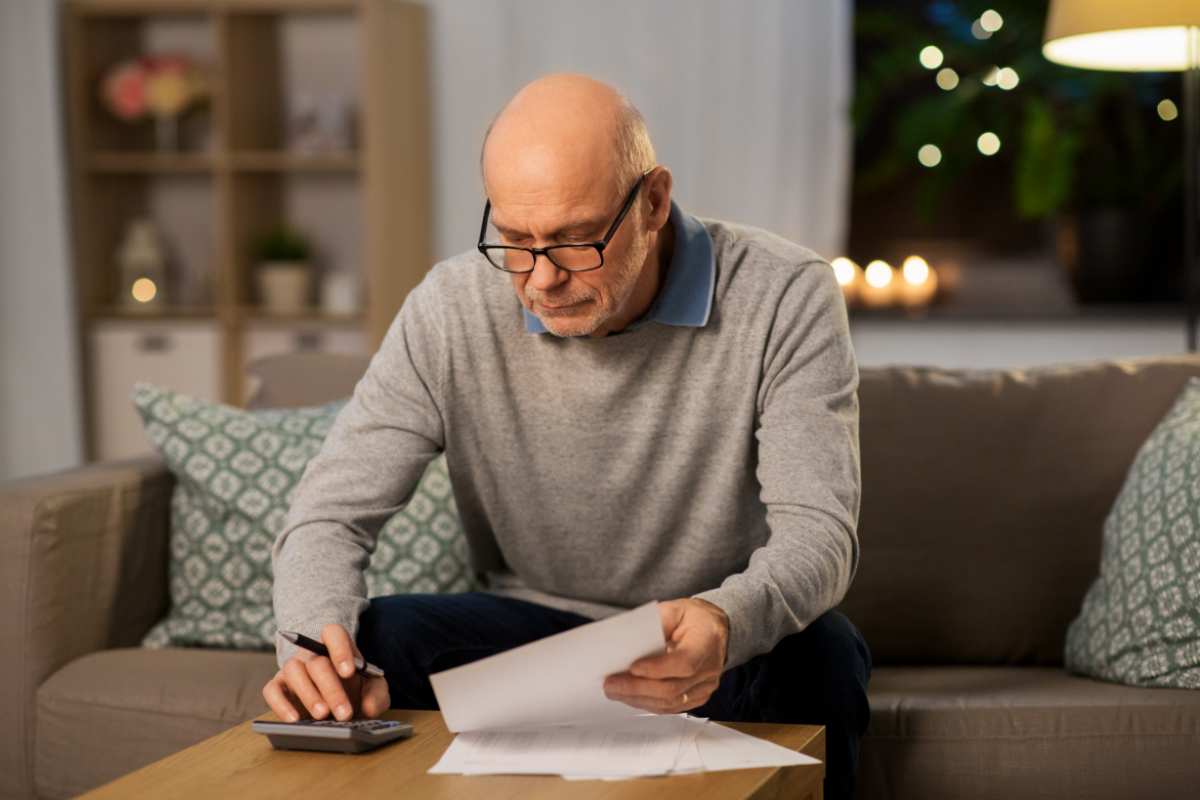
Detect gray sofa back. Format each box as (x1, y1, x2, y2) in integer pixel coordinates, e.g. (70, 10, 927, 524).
(245, 352, 1200, 668)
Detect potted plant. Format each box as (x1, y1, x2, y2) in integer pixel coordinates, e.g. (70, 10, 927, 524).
(255, 225, 313, 314)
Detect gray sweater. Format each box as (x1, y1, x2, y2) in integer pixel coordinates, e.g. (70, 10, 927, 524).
(271, 207, 861, 673)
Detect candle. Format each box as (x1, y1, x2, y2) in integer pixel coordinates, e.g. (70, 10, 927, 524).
(896, 255, 939, 308)
(860, 260, 896, 308)
(830, 257, 864, 306)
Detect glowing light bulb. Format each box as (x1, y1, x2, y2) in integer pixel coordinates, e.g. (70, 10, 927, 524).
(982, 66, 1000, 86)
(1158, 99, 1179, 121)
(936, 68, 959, 91)
(131, 277, 158, 303)
(980, 10, 1003, 33)
(971, 20, 992, 40)
(997, 67, 1020, 90)
(919, 45, 944, 69)
(977, 132, 1001, 156)
(918, 144, 942, 167)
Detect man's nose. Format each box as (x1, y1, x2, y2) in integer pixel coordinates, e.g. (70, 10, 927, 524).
(526, 252, 568, 291)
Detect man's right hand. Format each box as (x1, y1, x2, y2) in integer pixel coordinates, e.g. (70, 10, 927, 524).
(261, 623, 390, 722)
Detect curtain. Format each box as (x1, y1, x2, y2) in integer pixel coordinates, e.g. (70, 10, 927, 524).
(0, 0, 83, 481)
(427, 0, 853, 262)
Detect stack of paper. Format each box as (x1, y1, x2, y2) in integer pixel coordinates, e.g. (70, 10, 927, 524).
(428, 713, 820, 780)
(426, 601, 821, 779)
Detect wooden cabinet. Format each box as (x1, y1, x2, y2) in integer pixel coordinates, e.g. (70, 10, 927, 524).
(62, 0, 430, 461)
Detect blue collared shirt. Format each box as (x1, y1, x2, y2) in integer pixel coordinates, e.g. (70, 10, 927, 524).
(522, 199, 716, 334)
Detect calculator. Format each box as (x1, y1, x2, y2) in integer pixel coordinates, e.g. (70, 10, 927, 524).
(251, 718, 414, 754)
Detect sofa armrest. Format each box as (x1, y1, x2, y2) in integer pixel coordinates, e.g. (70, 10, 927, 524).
(0, 455, 173, 800)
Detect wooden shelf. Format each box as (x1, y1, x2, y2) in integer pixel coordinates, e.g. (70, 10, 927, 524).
(238, 306, 364, 325)
(87, 151, 216, 173)
(66, 0, 430, 461)
(90, 305, 218, 320)
(74, 0, 356, 14)
(229, 150, 359, 172)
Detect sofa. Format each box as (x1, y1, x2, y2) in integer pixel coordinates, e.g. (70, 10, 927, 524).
(4, 352, 1200, 799)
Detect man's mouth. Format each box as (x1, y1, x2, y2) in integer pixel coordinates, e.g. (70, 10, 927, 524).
(538, 298, 587, 312)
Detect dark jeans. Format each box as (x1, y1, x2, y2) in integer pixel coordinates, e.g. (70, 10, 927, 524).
(356, 592, 872, 800)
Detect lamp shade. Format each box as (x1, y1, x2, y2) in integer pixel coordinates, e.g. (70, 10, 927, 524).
(1043, 0, 1200, 71)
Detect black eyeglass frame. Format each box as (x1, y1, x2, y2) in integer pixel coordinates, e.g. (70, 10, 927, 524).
(476, 167, 655, 274)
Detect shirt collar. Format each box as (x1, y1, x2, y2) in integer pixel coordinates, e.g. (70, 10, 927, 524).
(522, 198, 715, 334)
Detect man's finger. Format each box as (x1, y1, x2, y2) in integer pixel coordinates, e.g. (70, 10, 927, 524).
(322, 623, 360, 678)
(283, 657, 330, 719)
(628, 643, 698, 679)
(262, 671, 301, 722)
(604, 672, 692, 702)
(307, 656, 355, 721)
(361, 676, 390, 718)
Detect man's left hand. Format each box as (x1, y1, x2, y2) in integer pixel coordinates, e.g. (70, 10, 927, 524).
(602, 598, 730, 713)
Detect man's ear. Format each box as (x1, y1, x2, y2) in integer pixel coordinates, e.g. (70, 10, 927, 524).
(645, 167, 673, 232)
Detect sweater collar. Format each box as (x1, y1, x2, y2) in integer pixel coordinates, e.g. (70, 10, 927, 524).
(522, 199, 715, 334)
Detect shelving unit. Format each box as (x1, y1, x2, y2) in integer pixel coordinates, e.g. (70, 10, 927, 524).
(63, 0, 430, 460)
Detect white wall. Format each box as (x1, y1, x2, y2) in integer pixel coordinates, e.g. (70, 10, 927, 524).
(0, 0, 84, 482)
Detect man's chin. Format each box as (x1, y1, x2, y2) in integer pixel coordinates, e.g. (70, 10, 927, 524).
(539, 312, 603, 338)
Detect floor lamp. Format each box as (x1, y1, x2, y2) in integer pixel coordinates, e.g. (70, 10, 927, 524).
(1042, 1, 1200, 350)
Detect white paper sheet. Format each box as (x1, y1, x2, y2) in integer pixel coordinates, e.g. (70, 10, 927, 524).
(430, 713, 822, 780)
(428, 600, 666, 733)
(429, 713, 696, 778)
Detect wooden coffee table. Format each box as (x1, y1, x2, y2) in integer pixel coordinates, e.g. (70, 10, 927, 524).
(80, 710, 825, 799)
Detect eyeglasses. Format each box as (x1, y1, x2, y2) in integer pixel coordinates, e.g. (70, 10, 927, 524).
(477, 168, 654, 273)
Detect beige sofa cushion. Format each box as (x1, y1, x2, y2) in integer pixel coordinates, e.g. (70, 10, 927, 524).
(842, 356, 1200, 665)
(35, 648, 277, 799)
(860, 666, 1200, 800)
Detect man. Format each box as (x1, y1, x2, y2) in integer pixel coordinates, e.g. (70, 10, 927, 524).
(263, 73, 871, 798)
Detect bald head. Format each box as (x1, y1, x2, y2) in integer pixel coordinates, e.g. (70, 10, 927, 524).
(480, 73, 656, 206)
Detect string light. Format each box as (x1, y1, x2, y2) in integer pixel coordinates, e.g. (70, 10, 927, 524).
(977, 132, 1001, 156)
(982, 66, 1000, 86)
(918, 144, 942, 167)
(936, 67, 959, 91)
(919, 45, 944, 69)
(997, 67, 1020, 90)
(971, 20, 992, 40)
(1158, 99, 1179, 121)
(979, 10, 1003, 33)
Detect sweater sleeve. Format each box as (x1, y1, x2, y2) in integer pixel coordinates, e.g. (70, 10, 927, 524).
(270, 276, 446, 669)
(692, 260, 861, 672)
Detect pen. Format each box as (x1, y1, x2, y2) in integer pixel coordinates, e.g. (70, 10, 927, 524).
(278, 630, 386, 678)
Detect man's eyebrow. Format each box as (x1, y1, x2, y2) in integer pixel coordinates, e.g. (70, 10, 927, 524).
(490, 216, 607, 238)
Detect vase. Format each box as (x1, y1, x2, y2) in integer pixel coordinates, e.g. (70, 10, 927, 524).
(257, 262, 312, 314)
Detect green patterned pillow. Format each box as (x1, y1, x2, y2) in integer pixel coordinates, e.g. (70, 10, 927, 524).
(132, 382, 476, 650)
(1064, 377, 1200, 688)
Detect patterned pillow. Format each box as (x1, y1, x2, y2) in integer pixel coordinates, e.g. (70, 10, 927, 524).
(1064, 377, 1200, 688)
(133, 382, 475, 650)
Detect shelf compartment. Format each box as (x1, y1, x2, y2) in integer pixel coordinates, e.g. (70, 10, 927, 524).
(223, 10, 359, 152)
(69, 11, 218, 153)
(229, 149, 359, 172)
(87, 151, 216, 173)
